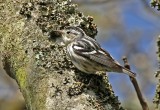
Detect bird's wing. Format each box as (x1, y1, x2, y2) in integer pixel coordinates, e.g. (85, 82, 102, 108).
(90, 49, 120, 67)
(72, 37, 119, 68)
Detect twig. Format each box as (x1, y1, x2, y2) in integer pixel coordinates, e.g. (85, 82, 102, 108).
(122, 56, 149, 110)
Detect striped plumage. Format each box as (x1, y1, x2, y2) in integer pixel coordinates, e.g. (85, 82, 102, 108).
(55, 26, 136, 77)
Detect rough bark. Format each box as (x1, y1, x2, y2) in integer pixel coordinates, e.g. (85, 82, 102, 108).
(153, 36, 160, 110)
(0, 0, 124, 110)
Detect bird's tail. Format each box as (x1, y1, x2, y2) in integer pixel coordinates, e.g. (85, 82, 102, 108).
(121, 67, 136, 77)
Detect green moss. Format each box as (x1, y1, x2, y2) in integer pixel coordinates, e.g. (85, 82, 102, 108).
(16, 67, 27, 89)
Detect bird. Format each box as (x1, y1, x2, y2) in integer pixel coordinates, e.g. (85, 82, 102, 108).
(53, 26, 136, 77)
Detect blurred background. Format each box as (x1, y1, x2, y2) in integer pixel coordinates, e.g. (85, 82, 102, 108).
(74, 0, 160, 110)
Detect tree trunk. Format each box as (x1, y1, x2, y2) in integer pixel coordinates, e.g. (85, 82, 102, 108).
(0, 0, 124, 110)
(153, 36, 160, 110)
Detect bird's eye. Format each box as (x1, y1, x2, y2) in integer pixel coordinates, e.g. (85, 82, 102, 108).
(67, 31, 70, 34)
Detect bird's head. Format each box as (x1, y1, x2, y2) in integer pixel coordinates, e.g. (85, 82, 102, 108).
(52, 26, 86, 45)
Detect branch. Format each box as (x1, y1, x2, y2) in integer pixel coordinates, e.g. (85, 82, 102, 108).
(122, 57, 149, 110)
(153, 35, 160, 110)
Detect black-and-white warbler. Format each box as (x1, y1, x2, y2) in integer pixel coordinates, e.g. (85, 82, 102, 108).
(54, 26, 136, 77)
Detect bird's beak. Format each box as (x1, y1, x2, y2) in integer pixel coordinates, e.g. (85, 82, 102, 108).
(49, 30, 66, 46)
(52, 30, 64, 36)
(49, 30, 65, 40)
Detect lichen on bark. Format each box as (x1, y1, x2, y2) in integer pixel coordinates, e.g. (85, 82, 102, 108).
(0, 0, 124, 110)
(153, 36, 160, 110)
